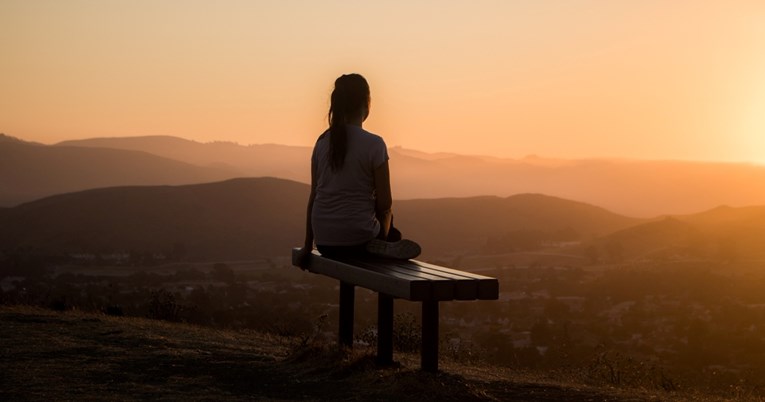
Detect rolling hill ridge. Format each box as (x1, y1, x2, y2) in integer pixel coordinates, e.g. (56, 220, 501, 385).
(0, 135, 235, 207)
(0, 178, 642, 261)
(54, 134, 765, 217)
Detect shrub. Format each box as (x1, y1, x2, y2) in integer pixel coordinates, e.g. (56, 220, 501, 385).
(148, 289, 181, 321)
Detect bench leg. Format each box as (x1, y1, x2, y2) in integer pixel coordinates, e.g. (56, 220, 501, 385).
(339, 281, 355, 348)
(421, 301, 439, 372)
(377, 294, 394, 365)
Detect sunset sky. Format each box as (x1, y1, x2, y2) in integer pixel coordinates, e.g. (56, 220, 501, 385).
(2, 1, 764, 163)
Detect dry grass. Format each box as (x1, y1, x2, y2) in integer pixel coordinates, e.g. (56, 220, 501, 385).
(0, 305, 747, 401)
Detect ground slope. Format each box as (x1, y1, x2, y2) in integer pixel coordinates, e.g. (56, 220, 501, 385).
(0, 305, 673, 401)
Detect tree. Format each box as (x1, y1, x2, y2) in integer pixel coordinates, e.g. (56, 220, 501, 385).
(212, 263, 235, 283)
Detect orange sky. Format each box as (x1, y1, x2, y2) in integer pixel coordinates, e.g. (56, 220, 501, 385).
(1, 1, 764, 163)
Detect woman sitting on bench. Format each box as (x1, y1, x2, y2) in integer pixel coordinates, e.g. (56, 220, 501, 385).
(296, 73, 420, 266)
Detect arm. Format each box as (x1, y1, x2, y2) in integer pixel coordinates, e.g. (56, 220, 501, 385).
(296, 158, 318, 268)
(373, 160, 393, 240)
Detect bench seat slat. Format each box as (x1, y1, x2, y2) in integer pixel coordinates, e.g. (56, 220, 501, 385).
(335, 256, 482, 282)
(385, 261, 498, 300)
(292, 248, 499, 301)
(340, 258, 458, 300)
(409, 260, 496, 280)
(401, 260, 499, 300)
(379, 261, 480, 300)
(298, 250, 430, 300)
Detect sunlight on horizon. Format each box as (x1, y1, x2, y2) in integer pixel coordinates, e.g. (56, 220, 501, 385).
(1, 1, 765, 164)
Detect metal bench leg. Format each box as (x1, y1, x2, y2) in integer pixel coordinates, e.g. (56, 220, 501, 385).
(377, 293, 394, 365)
(339, 281, 355, 348)
(421, 301, 439, 372)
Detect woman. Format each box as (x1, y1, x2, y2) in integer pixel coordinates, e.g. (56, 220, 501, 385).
(296, 73, 420, 266)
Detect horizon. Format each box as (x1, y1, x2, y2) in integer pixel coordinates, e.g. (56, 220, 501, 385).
(2, 1, 765, 164)
(5, 130, 765, 219)
(5, 131, 765, 167)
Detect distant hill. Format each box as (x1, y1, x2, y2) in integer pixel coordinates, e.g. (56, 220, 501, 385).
(591, 218, 703, 260)
(395, 194, 643, 257)
(591, 206, 765, 261)
(676, 205, 765, 260)
(0, 133, 43, 146)
(0, 178, 641, 261)
(0, 178, 308, 261)
(58, 135, 309, 182)
(55, 135, 765, 217)
(677, 204, 765, 229)
(0, 136, 236, 206)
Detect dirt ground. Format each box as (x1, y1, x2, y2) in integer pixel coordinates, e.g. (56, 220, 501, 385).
(0, 305, 692, 401)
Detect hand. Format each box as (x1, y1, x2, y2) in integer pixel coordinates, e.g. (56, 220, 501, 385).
(295, 247, 312, 270)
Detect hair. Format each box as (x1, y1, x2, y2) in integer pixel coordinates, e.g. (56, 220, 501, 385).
(327, 73, 370, 171)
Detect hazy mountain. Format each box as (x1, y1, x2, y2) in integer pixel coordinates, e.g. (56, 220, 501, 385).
(0, 133, 43, 146)
(591, 217, 703, 260)
(0, 136, 236, 206)
(395, 194, 643, 257)
(387, 154, 765, 219)
(0, 178, 308, 261)
(57, 135, 309, 182)
(590, 205, 765, 261)
(55, 135, 765, 217)
(675, 205, 765, 260)
(0, 178, 641, 261)
(676, 204, 765, 229)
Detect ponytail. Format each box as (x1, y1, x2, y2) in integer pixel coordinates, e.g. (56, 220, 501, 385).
(327, 74, 370, 171)
(328, 89, 348, 171)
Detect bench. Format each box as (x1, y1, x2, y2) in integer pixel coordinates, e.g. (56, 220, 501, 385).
(291, 248, 499, 372)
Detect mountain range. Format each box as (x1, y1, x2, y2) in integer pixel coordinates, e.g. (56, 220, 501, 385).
(0, 134, 233, 207)
(0, 177, 641, 261)
(14, 134, 765, 217)
(3, 132, 765, 261)
(0, 178, 306, 261)
(2, 177, 763, 263)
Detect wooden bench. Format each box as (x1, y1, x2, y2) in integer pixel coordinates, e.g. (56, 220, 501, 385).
(291, 248, 499, 372)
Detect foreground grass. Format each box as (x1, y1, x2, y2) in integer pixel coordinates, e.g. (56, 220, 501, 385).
(0, 305, 737, 401)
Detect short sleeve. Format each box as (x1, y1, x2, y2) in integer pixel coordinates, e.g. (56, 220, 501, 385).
(370, 136, 389, 169)
(311, 131, 327, 169)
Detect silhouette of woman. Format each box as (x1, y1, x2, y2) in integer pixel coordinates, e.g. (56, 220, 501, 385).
(296, 73, 420, 266)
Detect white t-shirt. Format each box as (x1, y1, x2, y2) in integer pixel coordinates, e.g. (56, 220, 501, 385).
(311, 125, 389, 246)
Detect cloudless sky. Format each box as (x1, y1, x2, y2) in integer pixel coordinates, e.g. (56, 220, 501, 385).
(2, 0, 764, 163)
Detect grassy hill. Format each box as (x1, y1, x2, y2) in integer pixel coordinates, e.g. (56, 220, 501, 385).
(0, 178, 641, 262)
(0, 305, 685, 401)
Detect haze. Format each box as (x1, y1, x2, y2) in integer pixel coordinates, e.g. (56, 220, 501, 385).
(2, 1, 765, 164)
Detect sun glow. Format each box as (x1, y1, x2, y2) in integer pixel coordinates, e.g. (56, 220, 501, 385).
(1, 1, 765, 163)
(728, 73, 765, 165)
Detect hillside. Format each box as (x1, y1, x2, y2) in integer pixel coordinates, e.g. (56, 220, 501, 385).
(0, 137, 236, 207)
(591, 218, 704, 260)
(0, 305, 680, 401)
(0, 178, 308, 260)
(0, 178, 641, 261)
(588, 206, 765, 261)
(58, 135, 310, 182)
(55, 135, 765, 217)
(396, 194, 643, 257)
